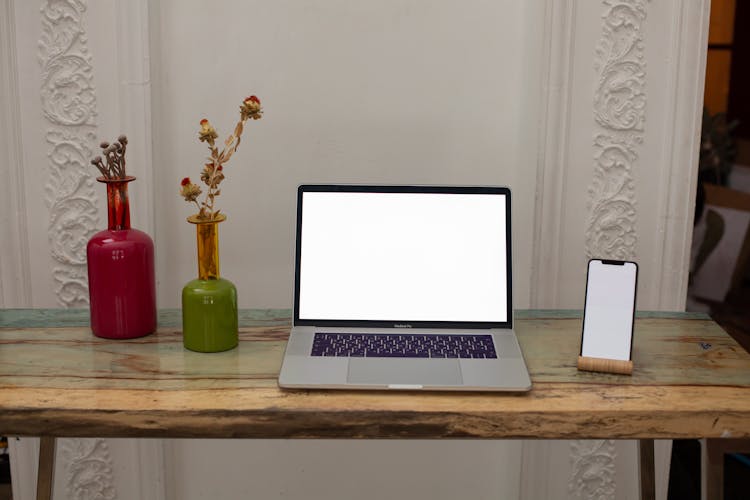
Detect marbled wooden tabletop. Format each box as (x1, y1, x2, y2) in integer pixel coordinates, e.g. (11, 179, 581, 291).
(0, 309, 748, 439)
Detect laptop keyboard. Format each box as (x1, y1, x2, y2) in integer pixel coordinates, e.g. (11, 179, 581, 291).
(311, 333, 497, 359)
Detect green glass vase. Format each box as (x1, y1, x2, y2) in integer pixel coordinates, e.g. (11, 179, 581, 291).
(182, 214, 238, 352)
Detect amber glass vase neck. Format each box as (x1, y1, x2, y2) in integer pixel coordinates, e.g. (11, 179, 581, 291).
(99, 176, 134, 231)
(189, 214, 226, 280)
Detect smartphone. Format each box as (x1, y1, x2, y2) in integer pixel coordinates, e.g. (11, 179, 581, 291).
(580, 259, 638, 362)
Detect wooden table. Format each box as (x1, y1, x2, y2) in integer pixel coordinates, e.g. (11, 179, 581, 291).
(1, 309, 749, 500)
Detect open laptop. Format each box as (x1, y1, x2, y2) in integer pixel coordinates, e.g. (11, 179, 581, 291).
(278, 185, 531, 391)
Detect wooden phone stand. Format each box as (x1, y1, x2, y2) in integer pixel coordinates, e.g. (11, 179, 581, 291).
(577, 356, 633, 375)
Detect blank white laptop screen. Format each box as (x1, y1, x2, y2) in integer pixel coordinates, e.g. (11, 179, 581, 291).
(297, 190, 508, 323)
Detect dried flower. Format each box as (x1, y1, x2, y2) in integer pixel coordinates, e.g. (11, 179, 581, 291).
(240, 95, 263, 121)
(180, 179, 202, 204)
(180, 95, 263, 221)
(198, 119, 219, 146)
(90, 135, 128, 179)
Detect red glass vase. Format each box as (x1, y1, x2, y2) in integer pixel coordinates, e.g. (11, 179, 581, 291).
(86, 176, 156, 338)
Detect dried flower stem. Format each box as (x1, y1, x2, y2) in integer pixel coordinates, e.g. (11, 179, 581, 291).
(181, 96, 262, 220)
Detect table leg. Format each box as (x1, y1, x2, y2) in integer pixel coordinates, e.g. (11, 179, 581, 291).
(36, 437, 55, 500)
(701, 438, 750, 500)
(703, 438, 727, 500)
(638, 439, 655, 500)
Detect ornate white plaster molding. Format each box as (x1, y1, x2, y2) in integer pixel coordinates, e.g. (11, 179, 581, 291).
(586, 0, 647, 260)
(587, 133, 639, 260)
(60, 438, 117, 500)
(39, 0, 100, 307)
(569, 440, 616, 499)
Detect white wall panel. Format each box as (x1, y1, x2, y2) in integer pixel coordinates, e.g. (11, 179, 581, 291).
(152, 0, 543, 310)
(12, 0, 58, 308)
(166, 439, 522, 500)
(526, 0, 708, 498)
(0, 0, 31, 308)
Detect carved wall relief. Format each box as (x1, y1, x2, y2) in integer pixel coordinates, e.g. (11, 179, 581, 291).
(60, 438, 116, 500)
(586, 0, 647, 261)
(569, 440, 617, 499)
(39, 0, 99, 307)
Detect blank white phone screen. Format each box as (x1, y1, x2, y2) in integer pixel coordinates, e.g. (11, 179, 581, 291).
(581, 260, 637, 361)
(298, 191, 508, 322)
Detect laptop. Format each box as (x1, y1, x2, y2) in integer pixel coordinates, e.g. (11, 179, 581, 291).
(278, 185, 532, 391)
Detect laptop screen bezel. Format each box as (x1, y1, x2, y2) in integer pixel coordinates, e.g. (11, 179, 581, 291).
(293, 185, 513, 329)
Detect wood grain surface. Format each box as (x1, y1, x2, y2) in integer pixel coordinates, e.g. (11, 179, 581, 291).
(0, 309, 749, 440)
(577, 356, 633, 375)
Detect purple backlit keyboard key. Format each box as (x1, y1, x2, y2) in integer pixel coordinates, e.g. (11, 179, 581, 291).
(310, 333, 497, 359)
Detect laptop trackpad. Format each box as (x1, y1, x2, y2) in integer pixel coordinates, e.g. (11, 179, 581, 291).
(347, 359, 462, 386)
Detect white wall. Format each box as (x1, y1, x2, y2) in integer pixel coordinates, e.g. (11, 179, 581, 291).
(152, 0, 543, 310)
(2, 0, 706, 499)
